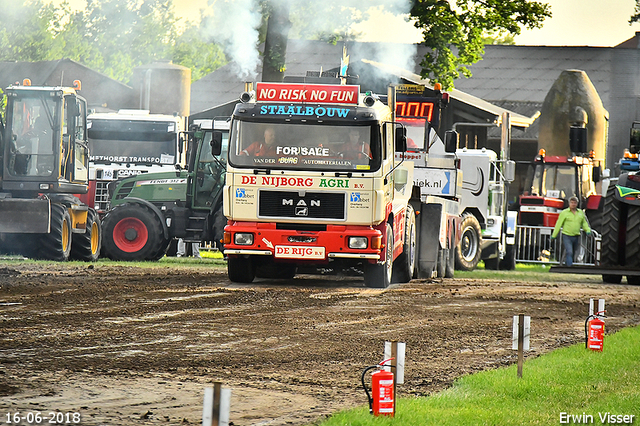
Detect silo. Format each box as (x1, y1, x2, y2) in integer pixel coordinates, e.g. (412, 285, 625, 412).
(537, 69, 608, 162)
(131, 61, 191, 117)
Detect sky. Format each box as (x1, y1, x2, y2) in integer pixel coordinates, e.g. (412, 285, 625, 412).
(58, 0, 640, 47)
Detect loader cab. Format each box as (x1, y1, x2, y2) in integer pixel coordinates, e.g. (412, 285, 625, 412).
(2, 84, 89, 195)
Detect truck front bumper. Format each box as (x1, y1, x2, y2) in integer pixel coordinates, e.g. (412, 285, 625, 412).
(224, 221, 383, 262)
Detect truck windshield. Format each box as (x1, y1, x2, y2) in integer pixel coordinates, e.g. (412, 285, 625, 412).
(88, 119, 178, 165)
(7, 95, 59, 177)
(228, 121, 381, 172)
(529, 164, 577, 199)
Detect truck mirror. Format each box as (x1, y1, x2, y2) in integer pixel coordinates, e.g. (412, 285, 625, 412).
(393, 166, 408, 191)
(211, 131, 223, 156)
(593, 165, 601, 183)
(444, 130, 458, 153)
(395, 125, 407, 152)
(504, 160, 516, 183)
(569, 126, 588, 154)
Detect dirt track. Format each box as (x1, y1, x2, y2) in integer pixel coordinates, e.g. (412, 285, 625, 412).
(1, 260, 639, 425)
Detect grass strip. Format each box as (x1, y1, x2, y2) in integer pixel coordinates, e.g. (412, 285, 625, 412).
(319, 325, 640, 426)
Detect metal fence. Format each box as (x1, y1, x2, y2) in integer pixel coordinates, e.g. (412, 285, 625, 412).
(514, 225, 600, 266)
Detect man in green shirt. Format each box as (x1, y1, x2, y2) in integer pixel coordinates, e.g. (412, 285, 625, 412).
(551, 196, 591, 266)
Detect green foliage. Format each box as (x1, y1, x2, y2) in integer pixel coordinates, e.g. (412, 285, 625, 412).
(320, 326, 640, 426)
(0, 0, 227, 84)
(409, 0, 551, 89)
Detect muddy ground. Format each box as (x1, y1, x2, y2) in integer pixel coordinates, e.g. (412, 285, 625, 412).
(0, 260, 639, 426)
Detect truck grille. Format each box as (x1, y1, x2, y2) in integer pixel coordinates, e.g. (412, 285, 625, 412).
(259, 191, 345, 220)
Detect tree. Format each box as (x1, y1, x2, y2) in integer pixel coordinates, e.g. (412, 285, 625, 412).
(410, 0, 551, 89)
(0, 0, 227, 84)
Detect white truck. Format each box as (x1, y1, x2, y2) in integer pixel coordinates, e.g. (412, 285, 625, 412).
(80, 110, 187, 213)
(455, 147, 517, 270)
(219, 81, 460, 286)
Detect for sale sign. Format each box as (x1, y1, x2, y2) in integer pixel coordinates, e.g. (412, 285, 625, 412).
(256, 83, 359, 105)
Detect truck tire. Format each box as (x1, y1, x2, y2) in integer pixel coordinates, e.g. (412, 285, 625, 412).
(70, 209, 102, 262)
(102, 204, 164, 261)
(455, 213, 482, 271)
(38, 203, 72, 261)
(392, 205, 416, 283)
(483, 256, 499, 270)
(436, 249, 446, 277)
(365, 223, 393, 288)
(499, 244, 516, 270)
(228, 255, 256, 283)
(445, 247, 455, 278)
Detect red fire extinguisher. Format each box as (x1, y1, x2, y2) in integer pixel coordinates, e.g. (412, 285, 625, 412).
(585, 310, 605, 352)
(361, 358, 395, 416)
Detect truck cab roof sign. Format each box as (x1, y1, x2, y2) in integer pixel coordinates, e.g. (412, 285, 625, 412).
(256, 82, 359, 105)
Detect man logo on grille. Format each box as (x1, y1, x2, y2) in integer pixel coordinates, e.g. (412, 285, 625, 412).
(295, 206, 309, 216)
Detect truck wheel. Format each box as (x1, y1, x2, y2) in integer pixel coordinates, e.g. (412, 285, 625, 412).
(228, 255, 256, 283)
(365, 223, 393, 288)
(455, 213, 482, 271)
(445, 247, 455, 278)
(70, 209, 102, 262)
(499, 244, 517, 270)
(601, 185, 622, 267)
(38, 203, 72, 261)
(392, 206, 416, 283)
(483, 256, 499, 270)
(436, 249, 446, 277)
(102, 204, 164, 261)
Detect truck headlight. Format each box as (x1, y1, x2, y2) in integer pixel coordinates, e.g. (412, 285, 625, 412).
(234, 233, 254, 245)
(348, 236, 368, 249)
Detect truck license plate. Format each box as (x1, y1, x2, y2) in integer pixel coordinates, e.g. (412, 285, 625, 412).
(274, 245, 325, 259)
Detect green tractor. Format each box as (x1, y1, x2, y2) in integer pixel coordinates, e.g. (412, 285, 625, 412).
(100, 121, 228, 260)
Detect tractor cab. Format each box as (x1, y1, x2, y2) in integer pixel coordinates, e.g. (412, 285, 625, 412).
(2, 80, 89, 196)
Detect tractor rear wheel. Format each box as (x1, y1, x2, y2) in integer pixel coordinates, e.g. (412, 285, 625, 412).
(70, 209, 102, 261)
(600, 185, 622, 267)
(102, 204, 164, 261)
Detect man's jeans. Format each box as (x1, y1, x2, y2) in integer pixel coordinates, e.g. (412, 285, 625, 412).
(562, 235, 580, 266)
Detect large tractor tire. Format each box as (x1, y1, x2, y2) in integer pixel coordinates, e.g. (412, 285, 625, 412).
(38, 203, 72, 261)
(624, 204, 640, 268)
(455, 213, 482, 271)
(102, 204, 165, 261)
(227, 255, 256, 283)
(365, 223, 393, 288)
(70, 209, 102, 262)
(600, 185, 623, 284)
(392, 205, 416, 283)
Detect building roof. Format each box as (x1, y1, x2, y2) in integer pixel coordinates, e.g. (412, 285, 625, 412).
(450, 44, 612, 104)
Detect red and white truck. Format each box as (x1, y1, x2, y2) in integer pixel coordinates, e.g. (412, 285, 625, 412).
(220, 82, 459, 286)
